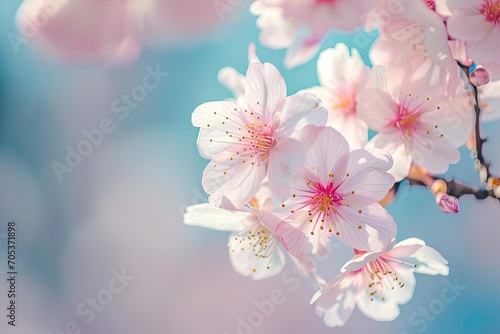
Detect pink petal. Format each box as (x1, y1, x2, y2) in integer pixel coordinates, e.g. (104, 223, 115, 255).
(300, 125, 350, 186)
(275, 92, 328, 138)
(447, 8, 492, 42)
(341, 239, 396, 272)
(335, 203, 397, 252)
(328, 115, 369, 150)
(367, 133, 412, 182)
(357, 88, 397, 132)
(284, 35, 322, 69)
(16, 0, 142, 63)
(337, 148, 395, 205)
(245, 62, 287, 123)
(312, 271, 359, 327)
(183, 203, 254, 231)
(268, 138, 305, 202)
(275, 213, 312, 258)
(410, 131, 460, 174)
(202, 151, 266, 207)
(192, 101, 245, 158)
(386, 238, 450, 276)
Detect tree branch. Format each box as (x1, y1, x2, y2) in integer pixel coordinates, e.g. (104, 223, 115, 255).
(456, 61, 494, 182)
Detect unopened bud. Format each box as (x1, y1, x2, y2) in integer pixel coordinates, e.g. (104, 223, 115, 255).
(436, 192, 459, 214)
(470, 66, 490, 86)
(431, 179, 447, 195)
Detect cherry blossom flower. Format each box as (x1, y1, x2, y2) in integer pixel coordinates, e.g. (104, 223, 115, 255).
(250, 0, 376, 68)
(183, 185, 287, 280)
(276, 125, 397, 257)
(15, 0, 225, 64)
(16, 0, 143, 63)
(311, 238, 449, 327)
(369, 0, 459, 96)
(447, 0, 500, 79)
(357, 69, 473, 181)
(302, 43, 371, 149)
(192, 62, 327, 206)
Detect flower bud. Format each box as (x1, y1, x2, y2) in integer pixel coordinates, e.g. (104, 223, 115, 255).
(469, 66, 490, 86)
(435, 192, 459, 214)
(430, 179, 447, 195)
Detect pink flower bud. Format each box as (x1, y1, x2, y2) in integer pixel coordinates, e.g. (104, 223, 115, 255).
(470, 66, 490, 86)
(435, 192, 459, 214)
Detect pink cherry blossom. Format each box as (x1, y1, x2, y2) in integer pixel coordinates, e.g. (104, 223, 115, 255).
(311, 238, 449, 327)
(357, 69, 473, 181)
(447, 0, 500, 79)
(251, 0, 376, 68)
(369, 0, 459, 96)
(16, 0, 143, 64)
(276, 125, 397, 257)
(192, 62, 327, 207)
(184, 183, 325, 283)
(15, 0, 226, 64)
(302, 43, 371, 149)
(183, 185, 287, 280)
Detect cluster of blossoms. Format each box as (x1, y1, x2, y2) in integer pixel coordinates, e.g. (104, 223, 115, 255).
(184, 0, 500, 328)
(185, 59, 449, 326)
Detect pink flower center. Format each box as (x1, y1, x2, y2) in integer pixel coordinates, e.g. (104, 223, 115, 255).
(312, 191, 342, 212)
(481, 0, 500, 24)
(391, 93, 427, 137)
(290, 180, 347, 235)
(362, 258, 404, 301)
(245, 122, 276, 157)
(228, 223, 276, 268)
(332, 86, 357, 116)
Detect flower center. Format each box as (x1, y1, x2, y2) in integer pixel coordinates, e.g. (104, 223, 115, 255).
(228, 223, 275, 261)
(332, 86, 357, 116)
(247, 122, 276, 156)
(481, 0, 500, 24)
(333, 95, 356, 116)
(391, 93, 427, 137)
(312, 192, 342, 211)
(362, 258, 404, 302)
(397, 110, 421, 130)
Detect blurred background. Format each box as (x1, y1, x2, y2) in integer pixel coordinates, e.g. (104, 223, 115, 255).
(0, 0, 499, 333)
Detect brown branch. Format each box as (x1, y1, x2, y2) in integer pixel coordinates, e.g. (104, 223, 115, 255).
(456, 61, 494, 182)
(404, 176, 495, 201)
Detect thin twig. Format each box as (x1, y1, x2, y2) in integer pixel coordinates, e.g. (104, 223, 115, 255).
(404, 177, 494, 200)
(456, 61, 494, 182)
